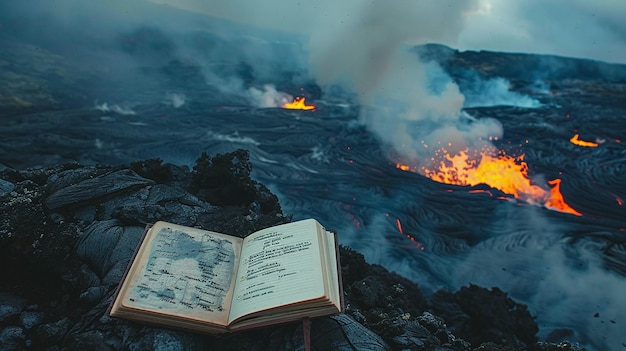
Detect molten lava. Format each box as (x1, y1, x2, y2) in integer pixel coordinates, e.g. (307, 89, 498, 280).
(396, 163, 410, 171)
(282, 97, 315, 111)
(570, 134, 598, 147)
(397, 148, 581, 216)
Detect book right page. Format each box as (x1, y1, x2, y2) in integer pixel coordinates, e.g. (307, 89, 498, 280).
(228, 219, 325, 324)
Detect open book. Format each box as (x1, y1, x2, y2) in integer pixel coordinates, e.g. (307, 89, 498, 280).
(108, 219, 343, 334)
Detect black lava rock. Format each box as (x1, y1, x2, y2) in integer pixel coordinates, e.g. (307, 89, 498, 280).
(429, 284, 538, 349)
(0, 150, 578, 350)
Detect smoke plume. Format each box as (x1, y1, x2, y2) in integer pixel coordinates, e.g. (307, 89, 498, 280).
(308, 0, 505, 166)
(462, 77, 542, 108)
(0, 0, 309, 109)
(247, 85, 293, 108)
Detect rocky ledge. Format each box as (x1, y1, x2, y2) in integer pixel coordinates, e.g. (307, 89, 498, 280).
(0, 150, 583, 351)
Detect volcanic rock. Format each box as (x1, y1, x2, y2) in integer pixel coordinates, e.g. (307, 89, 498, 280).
(429, 285, 538, 349)
(415, 43, 626, 83)
(0, 150, 585, 350)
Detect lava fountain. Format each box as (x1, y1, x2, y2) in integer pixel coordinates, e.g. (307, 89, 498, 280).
(396, 147, 582, 216)
(282, 97, 315, 111)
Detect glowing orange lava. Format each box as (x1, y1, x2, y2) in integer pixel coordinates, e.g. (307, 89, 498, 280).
(396, 163, 410, 171)
(396, 218, 404, 233)
(396, 148, 581, 216)
(282, 97, 315, 110)
(570, 134, 598, 147)
(545, 179, 581, 215)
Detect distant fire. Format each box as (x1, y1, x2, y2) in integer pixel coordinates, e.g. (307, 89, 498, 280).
(393, 217, 425, 250)
(397, 164, 410, 171)
(282, 97, 315, 111)
(570, 134, 598, 147)
(396, 148, 582, 216)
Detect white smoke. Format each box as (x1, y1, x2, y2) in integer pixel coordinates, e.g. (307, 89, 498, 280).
(308, 0, 505, 167)
(164, 93, 186, 108)
(94, 102, 136, 115)
(531, 245, 626, 351)
(451, 206, 626, 351)
(247, 84, 293, 108)
(463, 77, 542, 108)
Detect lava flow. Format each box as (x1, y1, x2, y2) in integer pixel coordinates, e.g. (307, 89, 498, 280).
(282, 97, 315, 110)
(570, 134, 598, 147)
(396, 148, 582, 216)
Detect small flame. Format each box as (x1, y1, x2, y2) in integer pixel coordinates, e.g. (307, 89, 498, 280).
(282, 97, 315, 110)
(570, 134, 598, 147)
(396, 163, 410, 171)
(394, 218, 425, 250)
(545, 179, 581, 215)
(396, 148, 581, 216)
(616, 196, 623, 206)
(396, 218, 404, 233)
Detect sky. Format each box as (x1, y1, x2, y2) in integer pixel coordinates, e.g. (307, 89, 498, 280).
(150, 0, 626, 64)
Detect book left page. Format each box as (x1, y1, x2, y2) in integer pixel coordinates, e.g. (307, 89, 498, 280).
(118, 221, 242, 326)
